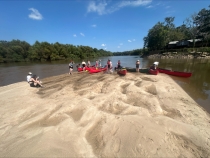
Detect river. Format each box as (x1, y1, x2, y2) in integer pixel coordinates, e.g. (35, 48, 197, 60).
(0, 56, 209, 114)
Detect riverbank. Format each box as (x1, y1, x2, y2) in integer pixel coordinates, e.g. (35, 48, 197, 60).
(146, 51, 210, 59)
(0, 72, 210, 157)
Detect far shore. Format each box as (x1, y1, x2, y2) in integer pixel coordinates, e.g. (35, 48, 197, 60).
(0, 71, 210, 157)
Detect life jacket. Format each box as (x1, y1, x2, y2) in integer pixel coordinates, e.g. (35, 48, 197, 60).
(107, 61, 110, 65)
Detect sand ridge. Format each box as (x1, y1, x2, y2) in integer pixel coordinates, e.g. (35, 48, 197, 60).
(0, 71, 210, 157)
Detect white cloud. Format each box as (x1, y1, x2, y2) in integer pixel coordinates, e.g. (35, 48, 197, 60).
(87, 0, 152, 15)
(120, 43, 123, 45)
(101, 44, 106, 46)
(28, 8, 43, 20)
(87, 1, 107, 15)
(133, 39, 136, 41)
(91, 24, 97, 27)
(166, 6, 171, 9)
(73, 34, 77, 37)
(146, 5, 153, 8)
(104, 47, 107, 50)
(128, 40, 132, 42)
(117, 46, 120, 48)
(80, 33, 85, 36)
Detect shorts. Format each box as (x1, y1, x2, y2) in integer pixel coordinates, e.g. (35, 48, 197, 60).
(30, 82, 40, 87)
(136, 65, 139, 68)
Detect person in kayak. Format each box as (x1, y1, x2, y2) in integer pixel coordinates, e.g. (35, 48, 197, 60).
(82, 60, 86, 71)
(136, 60, 140, 72)
(69, 60, 74, 75)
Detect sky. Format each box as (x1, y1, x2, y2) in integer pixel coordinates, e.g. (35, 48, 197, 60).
(0, 0, 209, 52)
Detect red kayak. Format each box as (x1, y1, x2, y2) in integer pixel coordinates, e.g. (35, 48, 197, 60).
(89, 67, 107, 74)
(117, 68, 127, 76)
(158, 68, 192, 78)
(149, 69, 159, 75)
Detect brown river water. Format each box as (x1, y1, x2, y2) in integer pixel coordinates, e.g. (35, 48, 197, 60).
(0, 56, 210, 114)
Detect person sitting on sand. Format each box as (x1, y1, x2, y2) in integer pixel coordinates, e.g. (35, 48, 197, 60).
(136, 60, 140, 72)
(27, 72, 33, 83)
(82, 61, 86, 71)
(150, 64, 157, 70)
(29, 75, 43, 88)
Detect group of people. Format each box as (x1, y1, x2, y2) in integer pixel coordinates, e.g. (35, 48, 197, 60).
(26, 72, 43, 88)
(136, 60, 158, 72)
(69, 59, 103, 73)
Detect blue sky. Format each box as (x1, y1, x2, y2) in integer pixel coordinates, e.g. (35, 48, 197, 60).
(0, 0, 209, 52)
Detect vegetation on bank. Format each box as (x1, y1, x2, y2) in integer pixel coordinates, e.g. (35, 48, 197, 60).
(0, 40, 113, 63)
(143, 5, 210, 56)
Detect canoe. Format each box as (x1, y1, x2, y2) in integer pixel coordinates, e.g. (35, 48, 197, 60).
(158, 68, 192, 78)
(149, 69, 159, 75)
(140, 68, 149, 73)
(117, 68, 127, 76)
(125, 67, 149, 73)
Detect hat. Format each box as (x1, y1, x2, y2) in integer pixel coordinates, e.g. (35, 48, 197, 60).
(137, 60, 139, 61)
(28, 72, 32, 75)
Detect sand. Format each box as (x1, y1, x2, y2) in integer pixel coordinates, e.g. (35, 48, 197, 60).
(0, 71, 210, 157)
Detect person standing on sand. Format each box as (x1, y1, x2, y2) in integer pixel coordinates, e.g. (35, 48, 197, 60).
(99, 59, 101, 67)
(107, 59, 113, 73)
(87, 60, 91, 67)
(95, 60, 99, 68)
(136, 60, 140, 72)
(117, 60, 121, 69)
(69, 60, 74, 75)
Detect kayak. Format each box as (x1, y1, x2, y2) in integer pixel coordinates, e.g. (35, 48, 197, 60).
(89, 66, 107, 74)
(158, 68, 192, 78)
(117, 68, 127, 76)
(77, 65, 96, 72)
(149, 69, 159, 75)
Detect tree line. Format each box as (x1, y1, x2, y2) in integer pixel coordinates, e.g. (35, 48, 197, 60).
(112, 48, 148, 56)
(0, 40, 113, 63)
(143, 5, 210, 52)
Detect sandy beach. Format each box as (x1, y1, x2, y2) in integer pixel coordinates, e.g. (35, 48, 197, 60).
(0, 71, 210, 157)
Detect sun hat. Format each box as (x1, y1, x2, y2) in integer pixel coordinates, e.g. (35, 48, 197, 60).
(137, 60, 139, 61)
(28, 72, 32, 75)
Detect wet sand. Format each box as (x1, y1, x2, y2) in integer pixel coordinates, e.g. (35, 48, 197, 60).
(0, 71, 210, 157)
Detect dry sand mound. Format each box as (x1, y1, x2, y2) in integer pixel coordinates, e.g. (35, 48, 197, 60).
(0, 71, 210, 157)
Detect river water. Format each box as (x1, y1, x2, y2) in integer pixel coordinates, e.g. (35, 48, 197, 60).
(0, 56, 210, 114)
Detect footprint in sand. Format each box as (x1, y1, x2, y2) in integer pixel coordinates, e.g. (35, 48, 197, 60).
(120, 83, 130, 94)
(112, 137, 121, 153)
